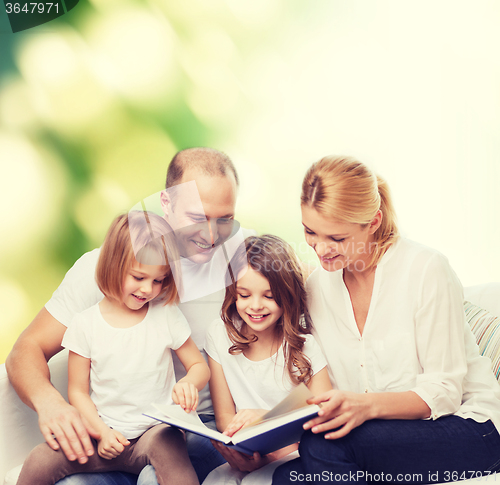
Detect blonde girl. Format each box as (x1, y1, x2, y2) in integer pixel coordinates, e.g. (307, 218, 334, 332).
(204, 235, 332, 477)
(17, 211, 210, 485)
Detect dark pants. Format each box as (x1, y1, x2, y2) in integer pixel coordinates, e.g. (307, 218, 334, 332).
(273, 417, 500, 484)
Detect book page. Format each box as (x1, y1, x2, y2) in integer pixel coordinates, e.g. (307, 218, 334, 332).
(249, 383, 314, 426)
(152, 403, 206, 427)
(149, 403, 232, 444)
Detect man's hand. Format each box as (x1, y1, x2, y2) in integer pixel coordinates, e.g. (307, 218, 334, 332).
(38, 397, 100, 463)
(97, 428, 130, 460)
(6, 309, 100, 463)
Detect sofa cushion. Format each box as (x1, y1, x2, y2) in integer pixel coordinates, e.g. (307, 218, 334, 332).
(3, 464, 22, 485)
(465, 301, 500, 380)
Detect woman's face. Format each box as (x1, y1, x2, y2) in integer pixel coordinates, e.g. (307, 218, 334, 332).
(301, 205, 379, 273)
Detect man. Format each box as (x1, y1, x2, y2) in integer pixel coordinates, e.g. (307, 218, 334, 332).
(6, 147, 251, 484)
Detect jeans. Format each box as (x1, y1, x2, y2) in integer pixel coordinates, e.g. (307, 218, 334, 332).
(56, 472, 137, 485)
(55, 469, 152, 485)
(272, 416, 500, 484)
(139, 414, 226, 484)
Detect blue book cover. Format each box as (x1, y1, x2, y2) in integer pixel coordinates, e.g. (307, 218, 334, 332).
(144, 383, 320, 455)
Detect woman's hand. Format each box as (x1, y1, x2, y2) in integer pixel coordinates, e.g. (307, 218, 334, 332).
(223, 409, 267, 437)
(172, 382, 199, 413)
(304, 390, 373, 439)
(211, 440, 271, 472)
(97, 428, 130, 459)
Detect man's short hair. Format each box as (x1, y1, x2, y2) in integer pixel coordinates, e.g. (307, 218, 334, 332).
(165, 147, 239, 188)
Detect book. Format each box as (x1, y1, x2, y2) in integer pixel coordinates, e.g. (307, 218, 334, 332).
(143, 383, 320, 456)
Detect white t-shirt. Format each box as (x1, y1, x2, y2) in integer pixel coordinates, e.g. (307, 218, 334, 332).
(45, 228, 255, 415)
(61, 301, 190, 439)
(204, 318, 327, 411)
(307, 237, 500, 430)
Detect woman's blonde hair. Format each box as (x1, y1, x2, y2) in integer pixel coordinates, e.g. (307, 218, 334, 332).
(301, 156, 399, 268)
(221, 235, 314, 385)
(96, 211, 180, 305)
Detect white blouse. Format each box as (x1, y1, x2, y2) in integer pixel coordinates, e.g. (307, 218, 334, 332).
(307, 237, 500, 430)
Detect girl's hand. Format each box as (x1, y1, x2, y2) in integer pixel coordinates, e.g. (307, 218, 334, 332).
(304, 390, 373, 439)
(223, 409, 267, 437)
(97, 428, 130, 459)
(211, 440, 271, 472)
(172, 382, 199, 413)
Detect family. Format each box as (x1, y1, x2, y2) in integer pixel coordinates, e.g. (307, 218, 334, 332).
(6, 148, 500, 484)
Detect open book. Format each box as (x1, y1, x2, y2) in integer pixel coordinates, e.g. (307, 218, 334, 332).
(143, 383, 319, 456)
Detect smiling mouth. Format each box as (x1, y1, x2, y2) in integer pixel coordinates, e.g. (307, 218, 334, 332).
(322, 254, 340, 261)
(192, 240, 214, 251)
(132, 294, 147, 302)
(247, 313, 270, 320)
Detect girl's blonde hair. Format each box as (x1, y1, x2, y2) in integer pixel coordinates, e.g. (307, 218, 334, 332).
(301, 156, 399, 268)
(221, 235, 313, 385)
(96, 211, 179, 305)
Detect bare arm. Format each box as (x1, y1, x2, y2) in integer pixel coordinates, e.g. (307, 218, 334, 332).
(5, 308, 99, 462)
(6, 308, 65, 410)
(67, 351, 107, 436)
(370, 390, 431, 420)
(173, 337, 211, 412)
(208, 355, 237, 432)
(304, 389, 431, 439)
(306, 367, 333, 396)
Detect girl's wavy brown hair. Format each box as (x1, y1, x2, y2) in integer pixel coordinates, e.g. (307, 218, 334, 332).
(221, 235, 313, 385)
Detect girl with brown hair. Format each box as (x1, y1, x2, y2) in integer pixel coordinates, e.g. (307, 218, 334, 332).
(204, 235, 332, 480)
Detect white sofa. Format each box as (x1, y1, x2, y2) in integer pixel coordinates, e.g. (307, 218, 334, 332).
(2, 283, 500, 485)
(0, 349, 69, 485)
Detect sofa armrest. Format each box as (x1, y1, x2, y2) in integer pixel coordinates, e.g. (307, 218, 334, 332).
(464, 283, 500, 317)
(0, 349, 69, 483)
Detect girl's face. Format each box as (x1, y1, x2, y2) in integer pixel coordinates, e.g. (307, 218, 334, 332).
(121, 261, 168, 310)
(301, 205, 380, 273)
(235, 267, 283, 338)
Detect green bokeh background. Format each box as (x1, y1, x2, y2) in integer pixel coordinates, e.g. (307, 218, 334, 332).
(1, 0, 500, 363)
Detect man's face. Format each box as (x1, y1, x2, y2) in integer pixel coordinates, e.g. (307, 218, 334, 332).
(161, 168, 238, 264)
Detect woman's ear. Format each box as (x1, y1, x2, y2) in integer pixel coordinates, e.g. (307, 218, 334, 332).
(368, 210, 383, 234)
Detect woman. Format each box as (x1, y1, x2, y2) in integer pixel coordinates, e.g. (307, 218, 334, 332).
(273, 156, 500, 484)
